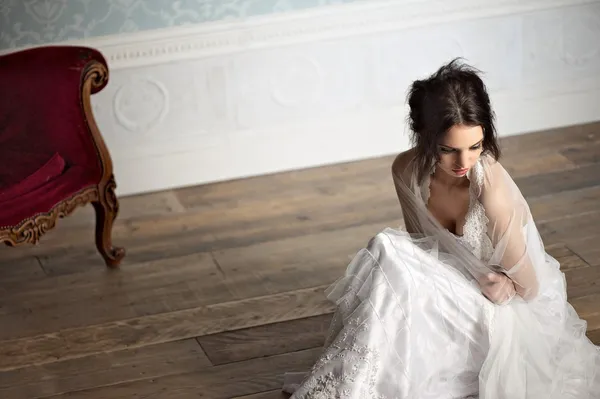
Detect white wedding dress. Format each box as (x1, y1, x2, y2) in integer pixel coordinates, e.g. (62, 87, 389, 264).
(283, 157, 600, 398)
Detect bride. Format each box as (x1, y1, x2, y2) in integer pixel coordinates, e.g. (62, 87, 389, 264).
(282, 59, 600, 398)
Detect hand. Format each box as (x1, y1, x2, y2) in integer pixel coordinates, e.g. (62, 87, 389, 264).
(479, 272, 516, 305)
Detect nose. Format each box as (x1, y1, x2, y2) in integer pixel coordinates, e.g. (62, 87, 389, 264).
(455, 151, 469, 169)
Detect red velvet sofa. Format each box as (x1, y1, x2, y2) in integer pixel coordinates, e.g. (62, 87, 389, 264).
(0, 45, 125, 267)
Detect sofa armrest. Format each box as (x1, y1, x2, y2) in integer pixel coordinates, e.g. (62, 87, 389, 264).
(0, 45, 111, 180)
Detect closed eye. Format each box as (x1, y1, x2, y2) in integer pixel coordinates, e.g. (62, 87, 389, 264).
(439, 141, 483, 153)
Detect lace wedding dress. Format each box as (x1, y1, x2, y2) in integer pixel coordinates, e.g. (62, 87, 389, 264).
(282, 157, 600, 398)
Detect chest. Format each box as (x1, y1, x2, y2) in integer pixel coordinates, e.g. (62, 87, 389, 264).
(426, 183, 471, 236)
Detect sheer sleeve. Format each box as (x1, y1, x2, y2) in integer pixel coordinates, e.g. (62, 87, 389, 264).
(391, 152, 421, 235)
(479, 156, 539, 301)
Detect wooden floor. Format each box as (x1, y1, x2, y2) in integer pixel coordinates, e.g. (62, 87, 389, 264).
(1, 122, 600, 398)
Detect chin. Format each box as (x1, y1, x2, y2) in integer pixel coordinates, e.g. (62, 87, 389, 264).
(452, 168, 469, 177)
(439, 166, 469, 177)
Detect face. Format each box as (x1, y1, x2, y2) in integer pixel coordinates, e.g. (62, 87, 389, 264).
(436, 124, 484, 178)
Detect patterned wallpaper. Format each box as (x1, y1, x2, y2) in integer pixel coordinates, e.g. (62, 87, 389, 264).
(0, 0, 363, 50)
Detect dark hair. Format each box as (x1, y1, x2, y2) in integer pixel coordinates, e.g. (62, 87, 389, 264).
(406, 58, 501, 183)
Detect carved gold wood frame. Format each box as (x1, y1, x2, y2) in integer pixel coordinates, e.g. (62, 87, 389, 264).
(0, 57, 125, 267)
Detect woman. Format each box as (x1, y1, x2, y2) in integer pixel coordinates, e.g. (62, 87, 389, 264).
(282, 59, 600, 398)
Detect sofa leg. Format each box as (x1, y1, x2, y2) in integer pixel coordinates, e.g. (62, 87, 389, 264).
(93, 178, 125, 267)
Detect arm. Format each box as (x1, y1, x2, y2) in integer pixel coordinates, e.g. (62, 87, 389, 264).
(480, 159, 539, 301)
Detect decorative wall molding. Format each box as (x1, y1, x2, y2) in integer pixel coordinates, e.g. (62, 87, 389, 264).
(94, 0, 600, 70)
(113, 77, 170, 133)
(4, 0, 600, 70)
(0, 0, 363, 50)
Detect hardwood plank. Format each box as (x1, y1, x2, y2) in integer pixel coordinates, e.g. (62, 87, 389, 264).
(537, 211, 600, 247)
(44, 348, 319, 399)
(567, 235, 600, 267)
(0, 253, 234, 341)
(0, 339, 210, 399)
(561, 141, 600, 166)
(232, 390, 289, 399)
(565, 266, 600, 299)
(515, 164, 600, 199)
(174, 155, 394, 209)
(499, 122, 600, 155)
(119, 190, 187, 216)
(529, 186, 600, 224)
(587, 329, 600, 345)
(570, 293, 600, 331)
(211, 222, 387, 299)
(502, 151, 576, 179)
(198, 314, 331, 365)
(0, 285, 332, 371)
(545, 244, 590, 272)
(0, 256, 45, 286)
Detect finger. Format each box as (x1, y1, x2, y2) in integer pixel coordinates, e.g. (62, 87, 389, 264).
(504, 291, 516, 305)
(485, 273, 501, 285)
(496, 292, 511, 306)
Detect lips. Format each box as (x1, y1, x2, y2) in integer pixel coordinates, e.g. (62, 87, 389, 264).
(452, 168, 469, 175)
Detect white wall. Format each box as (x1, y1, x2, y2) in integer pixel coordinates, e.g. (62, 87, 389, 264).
(38, 0, 600, 195)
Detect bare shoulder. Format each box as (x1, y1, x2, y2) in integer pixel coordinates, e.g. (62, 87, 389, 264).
(391, 148, 416, 181)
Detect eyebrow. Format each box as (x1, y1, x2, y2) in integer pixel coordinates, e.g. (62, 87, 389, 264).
(439, 139, 483, 151)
